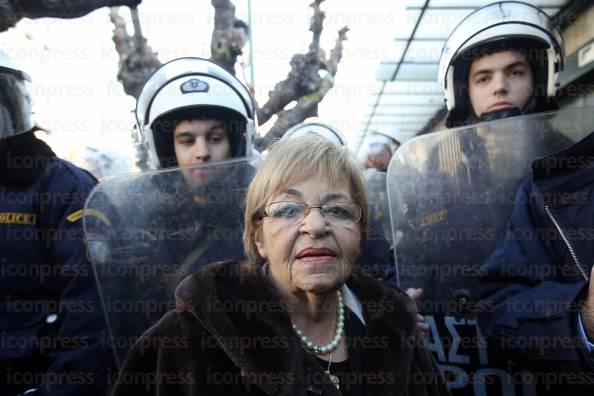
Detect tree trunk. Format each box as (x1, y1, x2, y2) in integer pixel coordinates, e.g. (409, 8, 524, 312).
(210, 0, 249, 75)
(110, 7, 160, 99)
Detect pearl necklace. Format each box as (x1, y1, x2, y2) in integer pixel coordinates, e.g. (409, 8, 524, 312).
(291, 291, 345, 355)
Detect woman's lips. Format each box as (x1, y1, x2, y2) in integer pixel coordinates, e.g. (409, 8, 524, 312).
(297, 255, 336, 263)
(296, 247, 336, 258)
(295, 247, 337, 263)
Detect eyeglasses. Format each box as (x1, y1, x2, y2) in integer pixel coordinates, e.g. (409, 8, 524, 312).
(263, 201, 362, 226)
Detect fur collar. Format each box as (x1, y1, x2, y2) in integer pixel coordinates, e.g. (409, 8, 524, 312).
(175, 260, 419, 396)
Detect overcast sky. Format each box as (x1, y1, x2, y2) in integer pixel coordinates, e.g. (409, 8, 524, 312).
(0, 0, 404, 168)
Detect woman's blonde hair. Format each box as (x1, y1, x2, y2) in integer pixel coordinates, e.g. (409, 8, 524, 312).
(243, 136, 368, 264)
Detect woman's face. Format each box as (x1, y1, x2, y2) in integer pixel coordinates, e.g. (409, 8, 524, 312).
(255, 175, 361, 295)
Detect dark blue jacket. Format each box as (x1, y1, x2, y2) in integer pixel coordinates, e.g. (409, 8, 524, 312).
(0, 135, 109, 396)
(478, 130, 594, 391)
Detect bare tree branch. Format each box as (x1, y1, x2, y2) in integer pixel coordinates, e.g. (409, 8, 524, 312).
(0, 0, 141, 32)
(255, 54, 308, 126)
(253, 0, 348, 151)
(327, 26, 349, 76)
(308, 0, 324, 55)
(255, 26, 348, 151)
(255, 1, 327, 127)
(210, 0, 248, 75)
(110, 7, 161, 99)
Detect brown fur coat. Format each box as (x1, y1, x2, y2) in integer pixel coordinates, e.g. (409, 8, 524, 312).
(111, 260, 450, 396)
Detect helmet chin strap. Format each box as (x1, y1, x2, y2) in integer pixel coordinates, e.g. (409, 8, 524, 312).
(475, 90, 558, 125)
(479, 107, 522, 122)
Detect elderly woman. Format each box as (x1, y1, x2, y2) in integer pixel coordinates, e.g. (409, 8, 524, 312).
(112, 136, 449, 396)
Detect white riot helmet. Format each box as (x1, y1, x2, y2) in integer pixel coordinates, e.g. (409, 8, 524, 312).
(359, 130, 400, 159)
(136, 57, 256, 169)
(361, 130, 400, 153)
(282, 121, 347, 147)
(0, 49, 35, 139)
(358, 131, 400, 171)
(438, 2, 564, 128)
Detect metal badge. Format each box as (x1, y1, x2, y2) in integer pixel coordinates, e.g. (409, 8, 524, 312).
(180, 78, 209, 94)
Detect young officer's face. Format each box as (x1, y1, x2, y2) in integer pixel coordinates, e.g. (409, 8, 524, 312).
(173, 119, 232, 189)
(468, 50, 534, 118)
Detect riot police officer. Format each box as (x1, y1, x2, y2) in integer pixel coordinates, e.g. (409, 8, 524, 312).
(466, 3, 594, 392)
(85, 57, 258, 367)
(132, 56, 256, 266)
(359, 130, 400, 172)
(0, 51, 109, 395)
(438, 1, 564, 128)
(391, 2, 580, 395)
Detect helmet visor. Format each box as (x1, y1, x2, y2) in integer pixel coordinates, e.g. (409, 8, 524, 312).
(0, 73, 33, 138)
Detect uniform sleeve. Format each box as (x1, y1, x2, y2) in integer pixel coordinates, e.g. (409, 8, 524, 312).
(477, 179, 593, 373)
(42, 169, 114, 395)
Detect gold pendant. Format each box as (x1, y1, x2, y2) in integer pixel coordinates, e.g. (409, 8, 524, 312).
(325, 370, 340, 389)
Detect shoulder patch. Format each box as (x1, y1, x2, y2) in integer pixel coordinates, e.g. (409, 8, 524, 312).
(66, 209, 83, 223)
(0, 212, 36, 225)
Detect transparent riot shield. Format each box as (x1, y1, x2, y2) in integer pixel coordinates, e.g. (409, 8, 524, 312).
(357, 169, 396, 283)
(364, 169, 392, 242)
(83, 157, 258, 368)
(388, 107, 594, 395)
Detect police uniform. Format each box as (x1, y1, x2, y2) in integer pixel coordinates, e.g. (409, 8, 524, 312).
(1, 133, 110, 396)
